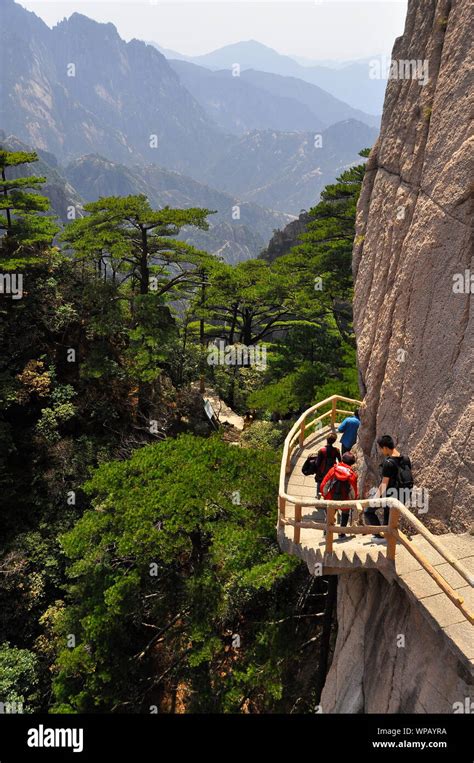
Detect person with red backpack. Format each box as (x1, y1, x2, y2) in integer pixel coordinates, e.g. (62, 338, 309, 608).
(320, 452, 358, 537)
(302, 432, 341, 498)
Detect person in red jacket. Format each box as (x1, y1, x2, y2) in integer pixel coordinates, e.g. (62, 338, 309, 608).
(320, 452, 358, 537)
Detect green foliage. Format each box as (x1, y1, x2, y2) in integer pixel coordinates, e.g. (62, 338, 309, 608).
(273, 150, 369, 346)
(51, 435, 307, 712)
(210, 362, 266, 413)
(0, 643, 39, 711)
(61, 195, 214, 299)
(198, 153, 368, 412)
(240, 421, 291, 450)
(35, 402, 76, 444)
(313, 345, 360, 402)
(0, 149, 58, 261)
(200, 258, 296, 346)
(60, 195, 219, 410)
(249, 358, 332, 415)
(0, 146, 367, 714)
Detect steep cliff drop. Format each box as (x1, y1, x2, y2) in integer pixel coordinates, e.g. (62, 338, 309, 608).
(321, 0, 473, 713)
(353, 0, 473, 532)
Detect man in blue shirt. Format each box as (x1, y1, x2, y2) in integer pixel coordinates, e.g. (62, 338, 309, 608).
(338, 409, 360, 454)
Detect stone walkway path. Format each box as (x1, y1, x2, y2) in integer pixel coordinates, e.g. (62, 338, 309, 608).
(278, 426, 474, 672)
(202, 387, 244, 430)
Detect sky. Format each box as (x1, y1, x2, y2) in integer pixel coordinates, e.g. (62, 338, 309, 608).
(19, 0, 408, 61)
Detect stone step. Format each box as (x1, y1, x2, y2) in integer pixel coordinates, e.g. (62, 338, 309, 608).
(279, 403, 474, 675)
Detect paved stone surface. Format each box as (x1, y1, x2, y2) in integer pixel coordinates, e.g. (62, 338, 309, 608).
(421, 587, 474, 629)
(202, 388, 244, 430)
(278, 425, 474, 671)
(281, 426, 391, 569)
(395, 533, 474, 666)
(443, 621, 474, 661)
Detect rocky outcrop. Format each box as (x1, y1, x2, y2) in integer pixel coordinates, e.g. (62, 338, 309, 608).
(261, 211, 310, 263)
(353, 0, 473, 531)
(321, 571, 473, 713)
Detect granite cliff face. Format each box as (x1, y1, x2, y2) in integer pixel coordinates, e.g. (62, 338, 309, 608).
(321, 572, 473, 713)
(353, 0, 473, 531)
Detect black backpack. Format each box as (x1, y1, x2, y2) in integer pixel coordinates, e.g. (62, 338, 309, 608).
(388, 456, 414, 490)
(331, 479, 352, 501)
(302, 455, 318, 476)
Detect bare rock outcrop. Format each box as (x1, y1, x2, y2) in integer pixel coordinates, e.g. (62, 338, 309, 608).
(321, 571, 473, 713)
(353, 0, 473, 531)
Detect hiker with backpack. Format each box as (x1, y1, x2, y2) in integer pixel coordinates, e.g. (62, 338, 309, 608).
(364, 435, 414, 539)
(320, 452, 358, 538)
(337, 408, 360, 454)
(302, 432, 341, 497)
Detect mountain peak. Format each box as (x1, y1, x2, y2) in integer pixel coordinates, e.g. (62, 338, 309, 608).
(236, 39, 276, 51)
(55, 12, 119, 37)
(200, 39, 283, 58)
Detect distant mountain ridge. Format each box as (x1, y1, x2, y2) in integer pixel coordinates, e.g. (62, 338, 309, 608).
(204, 120, 378, 214)
(0, 0, 227, 175)
(169, 60, 380, 134)
(1, 0, 379, 258)
(65, 154, 293, 255)
(1, 0, 379, 195)
(0, 131, 292, 264)
(151, 39, 386, 115)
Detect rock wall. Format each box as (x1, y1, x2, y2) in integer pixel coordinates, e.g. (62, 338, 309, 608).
(353, 0, 473, 531)
(321, 571, 473, 713)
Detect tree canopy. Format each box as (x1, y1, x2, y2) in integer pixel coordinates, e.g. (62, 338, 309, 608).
(0, 145, 370, 713)
(0, 150, 58, 263)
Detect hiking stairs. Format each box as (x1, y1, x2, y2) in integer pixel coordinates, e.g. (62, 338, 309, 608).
(277, 395, 474, 673)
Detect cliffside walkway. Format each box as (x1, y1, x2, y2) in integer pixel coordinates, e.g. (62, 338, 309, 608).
(277, 395, 474, 670)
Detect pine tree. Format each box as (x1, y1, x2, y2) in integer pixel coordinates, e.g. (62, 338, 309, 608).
(62, 195, 213, 297)
(62, 195, 215, 418)
(0, 150, 58, 263)
(274, 148, 370, 345)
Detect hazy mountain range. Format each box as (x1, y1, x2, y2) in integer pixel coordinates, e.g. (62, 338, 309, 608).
(0, 0, 379, 262)
(0, 132, 293, 263)
(204, 120, 377, 212)
(65, 154, 294, 262)
(1, 0, 226, 174)
(151, 39, 386, 115)
(169, 61, 380, 134)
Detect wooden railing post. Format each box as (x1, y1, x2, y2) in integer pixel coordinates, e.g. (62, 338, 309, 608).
(331, 398, 337, 430)
(294, 503, 302, 544)
(325, 505, 335, 555)
(278, 495, 286, 528)
(386, 506, 399, 561)
(298, 419, 305, 448)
